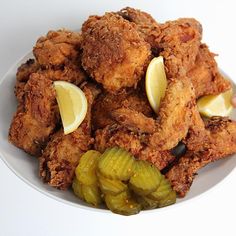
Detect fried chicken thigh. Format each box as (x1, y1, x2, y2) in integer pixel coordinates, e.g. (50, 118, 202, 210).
(9, 73, 59, 156)
(39, 84, 100, 190)
(81, 13, 151, 92)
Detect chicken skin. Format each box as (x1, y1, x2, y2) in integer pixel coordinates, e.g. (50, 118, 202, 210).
(9, 73, 59, 156)
(81, 13, 151, 92)
(39, 83, 100, 190)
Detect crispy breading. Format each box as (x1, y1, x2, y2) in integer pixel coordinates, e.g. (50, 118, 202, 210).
(111, 107, 156, 134)
(117, 7, 161, 49)
(81, 13, 151, 92)
(157, 18, 202, 78)
(187, 44, 232, 97)
(33, 29, 82, 66)
(39, 83, 100, 190)
(166, 117, 236, 197)
(9, 73, 59, 156)
(94, 124, 174, 170)
(92, 90, 153, 130)
(149, 77, 196, 150)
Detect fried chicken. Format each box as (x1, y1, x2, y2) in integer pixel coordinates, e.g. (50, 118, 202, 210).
(33, 29, 82, 66)
(39, 83, 100, 190)
(156, 18, 202, 78)
(166, 117, 236, 197)
(187, 44, 232, 97)
(9, 73, 59, 156)
(117, 7, 161, 50)
(92, 89, 153, 130)
(81, 13, 151, 92)
(95, 124, 174, 170)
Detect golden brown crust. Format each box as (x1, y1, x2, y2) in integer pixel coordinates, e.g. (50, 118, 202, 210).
(81, 13, 151, 92)
(9, 73, 59, 156)
(117, 7, 161, 49)
(33, 29, 82, 66)
(166, 117, 236, 197)
(187, 44, 232, 97)
(92, 90, 153, 130)
(157, 18, 202, 78)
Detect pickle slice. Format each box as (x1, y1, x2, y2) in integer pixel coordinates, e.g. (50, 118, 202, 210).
(129, 160, 161, 196)
(72, 177, 84, 200)
(105, 191, 141, 216)
(136, 195, 159, 210)
(98, 147, 135, 181)
(82, 184, 102, 207)
(158, 190, 176, 208)
(75, 150, 101, 185)
(148, 175, 172, 201)
(97, 171, 127, 195)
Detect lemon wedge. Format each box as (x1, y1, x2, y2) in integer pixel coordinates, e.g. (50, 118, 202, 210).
(54, 81, 88, 135)
(197, 89, 233, 118)
(145, 56, 167, 113)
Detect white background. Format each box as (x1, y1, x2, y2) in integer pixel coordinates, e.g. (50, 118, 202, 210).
(0, 0, 235, 235)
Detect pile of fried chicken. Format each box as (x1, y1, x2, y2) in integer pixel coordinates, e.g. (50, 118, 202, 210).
(9, 7, 236, 198)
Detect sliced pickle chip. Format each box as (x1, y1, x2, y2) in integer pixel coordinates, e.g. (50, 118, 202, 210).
(148, 175, 172, 201)
(129, 160, 161, 196)
(75, 150, 101, 185)
(72, 177, 84, 200)
(98, 147, 136, 181)
(82, 184, 102, 207)
(105, 191, 141, 216)
(135, 195, 159, 210)
(158, 190, 176, 208)
(97, 171, 127, 195)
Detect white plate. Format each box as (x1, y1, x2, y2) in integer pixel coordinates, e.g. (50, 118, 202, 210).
(0, 51, 236, 213)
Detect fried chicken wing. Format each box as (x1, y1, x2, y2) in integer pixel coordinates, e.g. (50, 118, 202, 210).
(157, 18, 202, 78)
(81, 13, 151, 92)
(187, 44, 232, 97)
(92, 90, 153, 130)
(9, 73, 59, 156)
(33, 29, 82, 66)
(117, 7, 161, 50)
(95, 124, 174, 170)
(39, 83, 100, 190)
(166, 117, 236, 197)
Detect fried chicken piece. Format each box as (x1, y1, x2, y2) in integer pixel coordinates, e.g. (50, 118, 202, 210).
(92, 89, 153, 130)
(9, 73, 59, 156)
(187, 44, 232, 97)
(81, 13, 151, 92)
(117, 7, 161, 50)
(111, 108, 156, 134)
(166, 117, 236, 197)
(33, 29, 82, 66)
(149, 77, 196, 150)
(39, 83, 100, 190)
(157, 18, 202, 78)
(95, 124, 174, 170)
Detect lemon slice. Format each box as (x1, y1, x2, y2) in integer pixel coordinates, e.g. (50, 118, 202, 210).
(54, 81, 88, 134)
(197, 89, 233, 118)
(145, 56, 167, 113)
